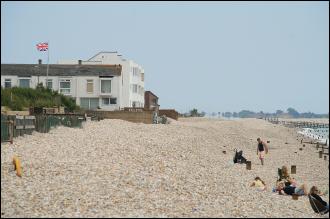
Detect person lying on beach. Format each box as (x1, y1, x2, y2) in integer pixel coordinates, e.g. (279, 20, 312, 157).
(250, 177, 267, 191)
(309, 186, 329, 211)
(276, 181, 307, 196)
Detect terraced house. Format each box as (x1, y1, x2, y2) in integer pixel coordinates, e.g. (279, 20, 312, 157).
(1, 52, 145, 111)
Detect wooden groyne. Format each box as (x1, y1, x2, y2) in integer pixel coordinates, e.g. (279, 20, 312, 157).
(264, 117, 329, 129)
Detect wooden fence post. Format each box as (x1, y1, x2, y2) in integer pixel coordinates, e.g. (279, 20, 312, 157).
(246, 161, 251, 170)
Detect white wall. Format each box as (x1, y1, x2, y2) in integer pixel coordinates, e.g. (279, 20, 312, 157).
(1, 74, 121, 110)
(128, 61, 145, 107)
(56, 51, 146, 110)
(1, 75, 18, 87)
(87, 52, 145, 108)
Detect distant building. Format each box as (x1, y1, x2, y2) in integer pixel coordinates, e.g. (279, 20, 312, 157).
(1, 52, 145, 111)
(144, 91, 159, 111)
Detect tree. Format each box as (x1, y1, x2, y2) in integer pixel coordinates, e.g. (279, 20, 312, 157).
(238, 110, 256, 118)
(275, 110, 283, 115)
(287, 107, 300, 118)
(224, 112, 232, 118)
(190, 108, 198, 117)
(300, 112, 314, 118)
(232, 112, 238, 117)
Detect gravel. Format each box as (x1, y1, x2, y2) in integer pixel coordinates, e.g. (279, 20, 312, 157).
(1, 118, 329, 218)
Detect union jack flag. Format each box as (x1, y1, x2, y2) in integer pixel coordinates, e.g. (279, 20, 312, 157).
(36, 42, 48, 51)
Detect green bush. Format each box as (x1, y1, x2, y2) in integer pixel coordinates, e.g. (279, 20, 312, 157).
(1, 85, 79, 112)
(1, 87, 11, 106)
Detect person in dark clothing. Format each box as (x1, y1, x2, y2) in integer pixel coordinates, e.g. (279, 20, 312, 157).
(277, 181, 307, 196)
(310, 186, 329, 211)
(257, 138, 268, 165)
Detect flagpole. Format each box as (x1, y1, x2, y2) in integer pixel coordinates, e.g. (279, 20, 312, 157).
(46, 41, 49, 88)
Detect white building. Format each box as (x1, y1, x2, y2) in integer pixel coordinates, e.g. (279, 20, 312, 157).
(0, 52, 145, 111)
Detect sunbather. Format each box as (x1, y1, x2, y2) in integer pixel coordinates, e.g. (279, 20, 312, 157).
(250, 177, 267, 191)
(276, 181, 307, 196)
(280, 165, 297, 186)
(309, 186, 329, 211)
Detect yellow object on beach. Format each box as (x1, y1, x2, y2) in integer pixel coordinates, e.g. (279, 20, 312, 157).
(254, 180, 264, 188)
(13, 156, 22, 177)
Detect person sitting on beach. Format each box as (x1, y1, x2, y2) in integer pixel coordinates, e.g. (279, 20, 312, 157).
(257, 138, 268, 165)
(277, 181, 307, 196)
(250, 176, 267, 191)
(279, 165, 297, 187)
(309, 186, 329, 211)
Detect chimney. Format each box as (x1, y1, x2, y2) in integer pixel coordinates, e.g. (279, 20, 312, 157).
(78, 60, 82, 65)
(38, 59, 42, 65)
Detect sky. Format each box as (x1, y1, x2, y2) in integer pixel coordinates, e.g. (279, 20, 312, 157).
(1, 1, 329, 114)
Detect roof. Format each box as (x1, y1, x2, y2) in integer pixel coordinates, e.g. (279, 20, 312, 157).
(1, 64, 122, 77)
(87, 51, 119, 61)
(145, 90, 158, 99)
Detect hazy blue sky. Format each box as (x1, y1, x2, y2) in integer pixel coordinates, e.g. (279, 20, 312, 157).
(1, 1, 329, 114)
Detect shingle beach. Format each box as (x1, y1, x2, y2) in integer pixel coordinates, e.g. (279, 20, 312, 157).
(1, 118, 329, 218)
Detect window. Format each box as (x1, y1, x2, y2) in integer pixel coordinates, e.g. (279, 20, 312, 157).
(102, 98, 110, 105)
(4, 79, 11, 88)
(132, 67, 140, 77)
(80, 98, 99, 110)
(87, 79, 93, 93)
(132, 84, 138, 93)
(101, 80, 111, 93)
(110, 98, 117, 104)
(19, 79, 30, 88)
(59, 79, 71, 94)
(46, 79, 52, 89)
(102, 97, 117, 105)
(141, 73, 144, 82)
